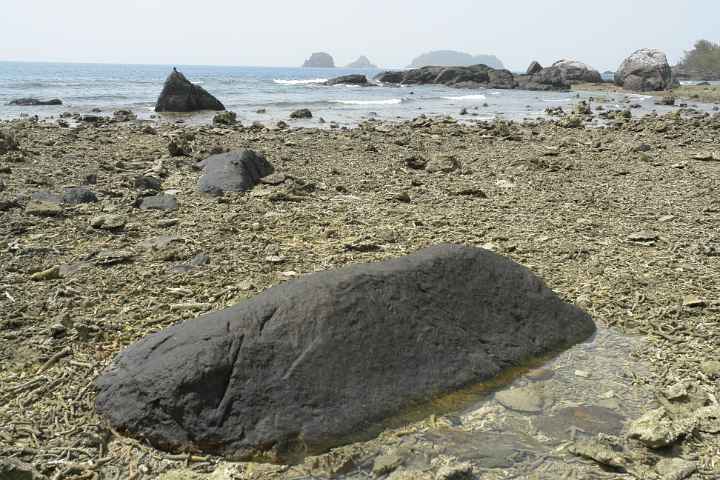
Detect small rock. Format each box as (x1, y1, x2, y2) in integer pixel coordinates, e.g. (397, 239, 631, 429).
(495, 385, 547, 413)
(574, 369, 591, 378)
(61, 186, 97, 204)
(30, 266, 61, 282)
(94, 250, 135, 266)
(134, 175, 162, 191)
(426, 154, 460, 173)
(569, 438, 629, 470)
(168, 137, 192, 156)
(627, 231, 658, 242)
(404, 155, 427, 170)
(655, 458, 697, 480)
(626, 407, 684, 448)
(0, 457, 47, 480)
(138, 193, 178, 211)
(260, 173, 287, 185)
(682, 296, 706, 308)
(700, 360, 720, 379)
(265, 255, 286, 264)
(90, 214, 126, 230)
(213, 111, 237, 126)
(372, 453, 403, 476)
(290, 109, 312, 119)
(25, 200, 62, 217)
(393, 191, 411, 203)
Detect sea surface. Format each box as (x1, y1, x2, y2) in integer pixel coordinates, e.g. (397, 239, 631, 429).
(0, 61, 716, 126)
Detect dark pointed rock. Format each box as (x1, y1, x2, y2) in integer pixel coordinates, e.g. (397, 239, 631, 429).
(95, 244, 595, 462)
(526, 61, 543, 75)
(197, 150, 274, 196)
(155, 69, 225, 113)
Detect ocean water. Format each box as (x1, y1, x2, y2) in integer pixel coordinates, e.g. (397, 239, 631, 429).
(0, 61, 713, 126)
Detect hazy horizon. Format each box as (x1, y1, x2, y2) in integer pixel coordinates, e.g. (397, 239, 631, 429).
(1, 0, 718, 71)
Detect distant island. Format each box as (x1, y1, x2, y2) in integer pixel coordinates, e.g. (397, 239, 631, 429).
(409, 50, 505, 69)
(302, 52, 335, 68)
(346, 56, 377, 69)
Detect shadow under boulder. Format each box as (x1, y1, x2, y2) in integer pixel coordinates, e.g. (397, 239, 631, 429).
(94, 244, 595, 463)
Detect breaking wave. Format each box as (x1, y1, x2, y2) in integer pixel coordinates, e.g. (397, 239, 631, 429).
(273, 78, 328, 85)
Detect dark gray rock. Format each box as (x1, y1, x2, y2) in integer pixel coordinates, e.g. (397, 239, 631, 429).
(615, 49, 674, 91)
(155, 68, 225, 113)
(290, 108, 313, 119)
(517, 59, 602, 91)
(375, 65, 516, 89)
(8, 98, 62, 106)
(62, 187, 98, 204)
(526, 61, 543, 75)
(113, 109, 137, 122)
(302, 52, 335, 68)
(31, 187, 97, 205)
(197, 150, 274, 196)
(325, 75, 371, 86)
(138, 193, 178, 211)
(95, 244, 595, 462)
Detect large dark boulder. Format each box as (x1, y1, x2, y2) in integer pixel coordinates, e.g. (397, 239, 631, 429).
(375, 65, 516, 89)
(95, 244, 595, 462)
(8, 98, 62, 106)
(197, 150, 274, 196)
(155, 69, 225, 113)
(302, 52, 335, 68)
(615, 49, 674, 91)
(325, 74, 371, 86)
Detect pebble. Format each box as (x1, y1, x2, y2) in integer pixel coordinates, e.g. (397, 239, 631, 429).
(627, 230, 658, 242)
(495, 385, 547, 413)
(574, 369, 591, 378)
(682, 296, 706, 308)
(372, 453, 403, 476)
(90, 214, 126, 230)
(30, 265, 61, 282)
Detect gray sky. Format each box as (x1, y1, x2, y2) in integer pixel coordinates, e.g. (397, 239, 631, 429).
(0, 0, 716, 71)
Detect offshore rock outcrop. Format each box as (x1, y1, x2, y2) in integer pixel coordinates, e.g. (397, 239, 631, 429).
(155, 68, 225, 113)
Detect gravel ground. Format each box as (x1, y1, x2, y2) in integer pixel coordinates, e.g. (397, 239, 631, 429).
(1, 107, 719, 479)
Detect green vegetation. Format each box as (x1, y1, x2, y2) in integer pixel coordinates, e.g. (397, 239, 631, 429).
(677, 39, 720, 80)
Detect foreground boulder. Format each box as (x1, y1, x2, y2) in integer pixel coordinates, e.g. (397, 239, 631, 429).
(197, 150, 273, 196)
(325, 74, 371, 86)
(615, 49, 673, 91)
(8, 98, 62, 106)
(155, 68, 225, 112)
(95, 244, 595, 462)
(376, 64, 516, 89)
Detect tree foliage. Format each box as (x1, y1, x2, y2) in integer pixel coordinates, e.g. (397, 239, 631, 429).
(679, 40, 720, 77)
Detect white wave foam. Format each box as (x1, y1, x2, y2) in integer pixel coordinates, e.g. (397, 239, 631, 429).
(273, 78, 328, 85)
(441, 94, 487, 101)
(332, 98, 404, 105)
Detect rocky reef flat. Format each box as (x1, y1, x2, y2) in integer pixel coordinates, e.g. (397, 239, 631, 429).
(1, 110, 720, 479)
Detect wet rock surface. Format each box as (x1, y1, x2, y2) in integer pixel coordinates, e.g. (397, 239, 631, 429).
(155, 69, 225, 113)
(95, 244, 594, 461)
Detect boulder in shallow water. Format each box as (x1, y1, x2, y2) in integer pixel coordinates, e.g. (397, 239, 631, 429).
(615, 48, 673, 91)
(325, 74, 371, 86)
(95, 244, 595, 462)
(290, 108, 313, 119)
(197, 150, 274, 196)
(155, 68, 225, 113)
(375, 64, 516, 89)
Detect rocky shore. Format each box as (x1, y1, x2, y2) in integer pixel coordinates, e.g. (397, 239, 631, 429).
(1, 109, 720, 479)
